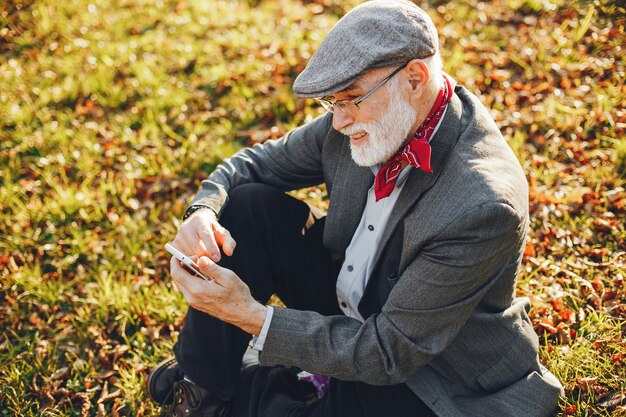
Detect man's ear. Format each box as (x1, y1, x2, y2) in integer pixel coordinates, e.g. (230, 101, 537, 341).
(405, 59, 430, 91)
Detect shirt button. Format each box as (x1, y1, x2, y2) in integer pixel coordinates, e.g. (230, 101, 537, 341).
(341, 301, 348, 308)
(368, 225, 374, 231)
(347, 265, 354, 272)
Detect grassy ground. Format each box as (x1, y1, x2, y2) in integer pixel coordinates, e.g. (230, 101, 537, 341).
(1, 0, 624, 415)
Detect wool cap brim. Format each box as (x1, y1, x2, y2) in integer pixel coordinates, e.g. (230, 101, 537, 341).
(293, 0, 439, 98)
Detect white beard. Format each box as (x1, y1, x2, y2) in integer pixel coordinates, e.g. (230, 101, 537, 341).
(341, 85, 417, 167)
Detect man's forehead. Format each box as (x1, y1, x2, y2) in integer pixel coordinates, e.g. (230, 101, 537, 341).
(324, 73, 373, 99)
(323, 85, 360, 101)
(325, 67, 392, 99)
(336, 85, 362, 97)
(344, 83, 364, 93)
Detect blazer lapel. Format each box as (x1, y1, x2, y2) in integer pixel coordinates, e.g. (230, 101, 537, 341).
(324, 137, 373, 257)
(367, 90, 464, 289)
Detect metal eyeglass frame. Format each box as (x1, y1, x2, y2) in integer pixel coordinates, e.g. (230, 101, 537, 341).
(318, 63, 407, 113)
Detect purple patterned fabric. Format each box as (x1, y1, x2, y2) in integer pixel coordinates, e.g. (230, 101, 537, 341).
(297, 371, 331, 398)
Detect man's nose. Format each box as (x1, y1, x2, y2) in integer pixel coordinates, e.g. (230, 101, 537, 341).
(332, 109, 355, 132)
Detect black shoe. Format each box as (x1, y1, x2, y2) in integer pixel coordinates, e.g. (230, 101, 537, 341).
(159, 380, 232, 417)
(148, 357, 185, 405)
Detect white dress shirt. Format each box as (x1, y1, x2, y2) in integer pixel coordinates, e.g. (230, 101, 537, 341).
(335, 163, 412, 321)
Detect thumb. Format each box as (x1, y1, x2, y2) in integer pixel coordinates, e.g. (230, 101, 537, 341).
(197, 256, 229, 285)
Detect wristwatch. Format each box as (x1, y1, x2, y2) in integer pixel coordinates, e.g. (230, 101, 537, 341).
(183, 204, 217, 221)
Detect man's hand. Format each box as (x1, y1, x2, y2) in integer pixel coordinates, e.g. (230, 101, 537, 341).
(170, 255, 266, 336)
(172, 209, 236, 262)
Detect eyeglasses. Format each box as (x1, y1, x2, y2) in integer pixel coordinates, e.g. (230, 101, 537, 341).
(318, 64, 407, 114)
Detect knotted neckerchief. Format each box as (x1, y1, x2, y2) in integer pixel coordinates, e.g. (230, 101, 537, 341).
(374, 74, 455, 201)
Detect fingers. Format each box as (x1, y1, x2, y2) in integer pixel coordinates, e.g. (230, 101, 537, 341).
(170, 256, 215, 316)
(171, 255, 255, 329)
(213, 224, 236, 256)
(174, 209, 236, 263)
(180, 212, 221, 261)
(170, 256, 193, 300)
(189, 209, 222, 260)
(196, 239, 209, 258)
(170, 256, 202, 292)
(197, 224, 222, 262)
(173, 220, 210, 258)
(190, 212, 236, 261)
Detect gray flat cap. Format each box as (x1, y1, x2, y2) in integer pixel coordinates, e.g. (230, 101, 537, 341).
(293, 0, 439, 98)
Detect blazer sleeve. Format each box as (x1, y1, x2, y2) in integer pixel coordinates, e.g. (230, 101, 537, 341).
(189, 113, 332, 217)
(258, 201, 527, 385)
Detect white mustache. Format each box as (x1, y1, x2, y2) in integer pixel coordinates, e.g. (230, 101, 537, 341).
(341, 124, 369, 136)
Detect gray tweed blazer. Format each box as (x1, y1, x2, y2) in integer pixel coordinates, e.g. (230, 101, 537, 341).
(191, 86, 564, 417)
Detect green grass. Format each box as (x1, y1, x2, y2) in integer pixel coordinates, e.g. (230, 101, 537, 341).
(1, 0, 625, 415)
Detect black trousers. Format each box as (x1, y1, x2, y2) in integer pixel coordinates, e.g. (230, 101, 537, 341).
(174, 184, 435, 417)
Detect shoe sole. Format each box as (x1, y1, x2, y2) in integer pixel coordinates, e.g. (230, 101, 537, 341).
(147, 356, 178, 404)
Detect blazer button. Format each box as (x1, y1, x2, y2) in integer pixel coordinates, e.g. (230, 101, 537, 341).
(347, 265, 354, 272)
(368, 225, 374, 231)
(341, 301, 347, 308)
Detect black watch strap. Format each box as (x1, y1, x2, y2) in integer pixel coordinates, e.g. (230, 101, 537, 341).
(183, 204, 216, 221)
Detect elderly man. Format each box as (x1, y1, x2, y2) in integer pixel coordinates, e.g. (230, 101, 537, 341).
(147, 1, 563, 416)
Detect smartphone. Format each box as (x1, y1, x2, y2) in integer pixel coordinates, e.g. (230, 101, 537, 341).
(165, 243, 211, 281)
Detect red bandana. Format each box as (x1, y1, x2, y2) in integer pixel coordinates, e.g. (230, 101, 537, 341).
(374, 74, 455, 202)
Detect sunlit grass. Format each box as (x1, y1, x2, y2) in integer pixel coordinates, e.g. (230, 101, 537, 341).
(541, 315, 625, 416)
(1, 0, 624, 415)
